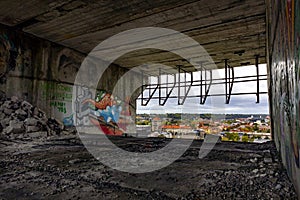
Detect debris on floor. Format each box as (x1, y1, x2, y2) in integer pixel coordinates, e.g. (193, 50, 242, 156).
(0, 135, 298, 200)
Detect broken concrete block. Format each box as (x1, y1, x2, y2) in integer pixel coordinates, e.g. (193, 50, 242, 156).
(30, 107, 46, 119)
(4, 125, 24, 134)
(15, 109, 27, 116)
(0, 112, 5, 120)
(25, 117, 39, 126)
(3, 100, 12, 109)
(3, 108, 13, 115)
(9, 119, 23, 127)
(8, 120, 24, 133)
(10, 96, 19, 102)
(1, 118, 11, 128)
(32, 107, 39, 117)
(3, 126, 13, 134)
(21, 101, 33, 111)
(26, 125, 41, 133)
(39, 117, 48, 126)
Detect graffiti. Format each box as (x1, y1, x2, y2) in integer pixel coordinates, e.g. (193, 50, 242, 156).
(74, 86, 132, 135)
(40, 81, 72, 102)
(38, 81, 74, 126)
(269, 0, 300, 187)
(50, 101, 67, 113)
(0, 33, 17, 84)
(63, 114, 74, 127)
(83, 91, 130, 135)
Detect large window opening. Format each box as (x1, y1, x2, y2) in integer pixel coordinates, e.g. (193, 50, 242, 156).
(136, 64, 270, 143)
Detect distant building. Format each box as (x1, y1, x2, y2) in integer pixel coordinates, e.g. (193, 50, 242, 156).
(151, 117, 162, 132)
(161, 125, 193, 134)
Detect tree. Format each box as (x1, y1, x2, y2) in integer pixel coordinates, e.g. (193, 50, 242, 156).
(242, 134, 249, 142)
(253, 124, 259, 132)
(249, 137, 255, 142)
(255, 135, 262, 139)
(136, 120, 150, 125)
(225, 132, 240, 142)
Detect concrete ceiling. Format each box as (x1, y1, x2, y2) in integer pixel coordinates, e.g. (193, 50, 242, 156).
(0, 0, 266, 74)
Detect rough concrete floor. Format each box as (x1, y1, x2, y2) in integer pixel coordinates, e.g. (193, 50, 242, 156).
(0, 135, 298, 200)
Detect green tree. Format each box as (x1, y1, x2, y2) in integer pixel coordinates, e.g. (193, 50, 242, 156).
(225, 132, 240, 142)
(242, 134, 249, 142)
(136, 120, 150, 125)
(253, 124, 259, 131)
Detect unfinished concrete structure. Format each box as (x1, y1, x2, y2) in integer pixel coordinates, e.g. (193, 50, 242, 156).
(0, 0, 299, 197)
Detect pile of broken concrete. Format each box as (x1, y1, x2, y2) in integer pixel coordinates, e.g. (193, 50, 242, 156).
(0, 92, 66, 140)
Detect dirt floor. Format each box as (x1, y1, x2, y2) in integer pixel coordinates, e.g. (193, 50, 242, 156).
(0, 135, 298, 200)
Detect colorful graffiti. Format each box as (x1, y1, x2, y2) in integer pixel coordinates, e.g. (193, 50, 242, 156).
(268, 0, 300, 194)
(63, 114, 74, 127)
(74, 87, 132, 136)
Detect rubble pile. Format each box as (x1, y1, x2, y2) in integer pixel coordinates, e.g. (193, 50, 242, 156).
(0, 94, 65, 140)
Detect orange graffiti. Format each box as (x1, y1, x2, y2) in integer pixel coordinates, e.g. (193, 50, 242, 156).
(82, 93, 115, 110)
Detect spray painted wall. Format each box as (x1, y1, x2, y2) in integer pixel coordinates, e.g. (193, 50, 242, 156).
(0, 24, 141, 133)
(267, 0, 300, 195)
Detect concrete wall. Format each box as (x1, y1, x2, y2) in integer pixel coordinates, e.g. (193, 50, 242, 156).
(267, 0, 300, 196)
(0, 24, 142, 134)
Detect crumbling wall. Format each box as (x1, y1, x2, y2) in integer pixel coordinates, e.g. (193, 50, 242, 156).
(267, 0, 300, 196)
(0, 24, 141, 133)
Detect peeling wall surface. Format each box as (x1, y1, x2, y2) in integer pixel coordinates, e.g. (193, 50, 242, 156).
(267, 0, 300, 195)
(0, 24, 140, 134)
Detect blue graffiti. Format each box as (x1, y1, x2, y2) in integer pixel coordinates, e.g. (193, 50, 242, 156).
(63, 114, 74, 126)
(90, 104, 122, 123)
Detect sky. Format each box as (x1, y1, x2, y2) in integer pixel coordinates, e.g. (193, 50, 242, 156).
(136, 64, 269, 115)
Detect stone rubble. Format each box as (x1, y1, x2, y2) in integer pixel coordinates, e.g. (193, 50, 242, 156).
(0, 94, 68, 140)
